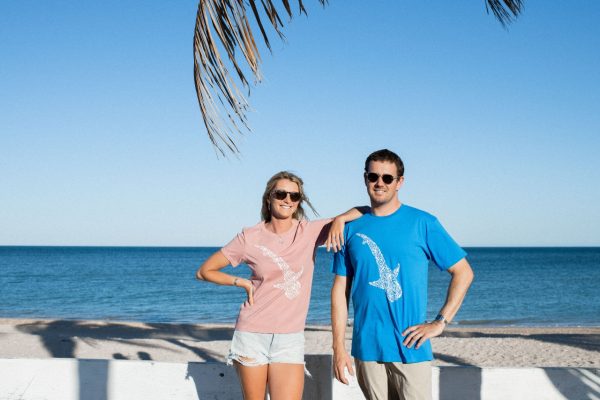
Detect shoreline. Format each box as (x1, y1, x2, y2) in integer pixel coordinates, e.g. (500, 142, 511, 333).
(4, 316, 599, 329)
(0, 318, 598, 368)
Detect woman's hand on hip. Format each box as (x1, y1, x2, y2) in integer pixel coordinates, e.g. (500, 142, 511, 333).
(238, 278, 254, 306)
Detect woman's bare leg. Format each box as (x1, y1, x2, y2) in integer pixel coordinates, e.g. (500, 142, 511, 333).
(267, 363, 304, 400)
(235, 362, 269, 400)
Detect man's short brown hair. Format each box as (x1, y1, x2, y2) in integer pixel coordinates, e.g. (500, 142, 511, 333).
(364, 149, 404, 177)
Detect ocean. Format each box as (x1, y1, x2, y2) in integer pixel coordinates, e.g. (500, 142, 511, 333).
(1, 246, 599, 326)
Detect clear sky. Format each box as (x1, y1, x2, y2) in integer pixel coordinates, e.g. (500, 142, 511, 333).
(1, 1, 599, 247)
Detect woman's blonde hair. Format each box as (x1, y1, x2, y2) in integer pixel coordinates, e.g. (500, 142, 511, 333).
(261, 171, 318, 222)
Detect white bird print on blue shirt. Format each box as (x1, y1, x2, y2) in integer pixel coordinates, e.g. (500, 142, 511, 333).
(254, 245, 303, 299)
(356, 233, 402, 302)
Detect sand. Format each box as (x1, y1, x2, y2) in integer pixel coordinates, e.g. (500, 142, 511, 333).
(0, 319, 598, 368)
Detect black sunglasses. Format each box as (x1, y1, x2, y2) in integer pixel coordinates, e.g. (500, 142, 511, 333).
(365, 172, 399, 185)
(271, 190, 302, 202)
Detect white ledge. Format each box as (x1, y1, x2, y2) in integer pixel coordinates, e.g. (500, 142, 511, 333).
(0, 356, 598, 399)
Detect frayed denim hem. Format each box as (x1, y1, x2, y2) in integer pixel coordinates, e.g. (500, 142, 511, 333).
(227, 352, 267, 367)
(303, 364, 312, 378)
(227, 353, 311, 377)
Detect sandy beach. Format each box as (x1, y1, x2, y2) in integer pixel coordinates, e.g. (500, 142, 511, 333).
(0, 318, 597, 368)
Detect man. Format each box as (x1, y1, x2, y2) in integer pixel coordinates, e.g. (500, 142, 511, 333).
(331, 149, 474, 400)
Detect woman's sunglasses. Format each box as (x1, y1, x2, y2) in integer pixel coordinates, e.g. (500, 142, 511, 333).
(271, 190, 302, 202)
(365, 172, 399, 185)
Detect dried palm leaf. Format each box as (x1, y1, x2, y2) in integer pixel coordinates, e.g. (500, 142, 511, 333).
(486, 0, 523, 27)
(193, 0, 523, 156)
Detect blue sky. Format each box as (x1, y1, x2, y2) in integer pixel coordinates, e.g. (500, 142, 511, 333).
(1, 1, 598, 246)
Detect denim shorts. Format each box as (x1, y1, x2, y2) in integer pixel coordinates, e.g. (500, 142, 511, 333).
(227, 330, 305, 366)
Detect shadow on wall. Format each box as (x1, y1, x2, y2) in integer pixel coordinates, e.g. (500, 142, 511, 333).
(186, 362, 241, 400)
(185, 356, 333, 400)
(438, 367, 482, 400)
(545, 368, 600, 399)
(437, 329, 599, 399)
(436, 367, 600, 400)
(16, 319, 234, 400)
(78, 359, 109, 400)
(13, 321, 600, 400)
(433, 350, 482, 399)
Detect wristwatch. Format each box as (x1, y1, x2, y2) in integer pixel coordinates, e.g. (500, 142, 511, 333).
(433, 314, 448, 325)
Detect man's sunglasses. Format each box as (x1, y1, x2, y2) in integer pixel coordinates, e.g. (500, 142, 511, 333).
(271, 190, 302, 202)
(365, 172, 399, 185)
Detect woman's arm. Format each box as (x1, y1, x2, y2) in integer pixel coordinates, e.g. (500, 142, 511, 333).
(326, 206, 370, 252)
(195, 250, 254, 305)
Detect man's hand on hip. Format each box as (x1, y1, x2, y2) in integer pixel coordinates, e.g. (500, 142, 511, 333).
(402, 321, 445, 349)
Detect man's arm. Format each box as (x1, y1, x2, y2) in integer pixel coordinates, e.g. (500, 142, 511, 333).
(402, 258, 474, 349)
(331, 275, 354, 384)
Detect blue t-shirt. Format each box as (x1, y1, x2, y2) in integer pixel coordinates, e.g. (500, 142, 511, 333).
(332, 204, 466, 363)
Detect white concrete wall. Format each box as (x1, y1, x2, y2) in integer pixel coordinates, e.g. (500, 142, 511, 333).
(332, 366, 600, 400)
(0, 357, 598, 400)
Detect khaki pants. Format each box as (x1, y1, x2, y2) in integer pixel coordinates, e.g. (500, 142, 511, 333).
(354, 359, 432, 400)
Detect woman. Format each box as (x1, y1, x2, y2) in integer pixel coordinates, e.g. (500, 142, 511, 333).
(196, 171, 361, 400)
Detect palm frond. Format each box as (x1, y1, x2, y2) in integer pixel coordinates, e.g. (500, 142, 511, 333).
(486, 0, 523, 27)
(193, 0, 522, 156)
(193, 0, 326, 156)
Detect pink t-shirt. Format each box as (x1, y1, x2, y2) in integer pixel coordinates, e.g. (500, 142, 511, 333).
(221, 218, 332, 333)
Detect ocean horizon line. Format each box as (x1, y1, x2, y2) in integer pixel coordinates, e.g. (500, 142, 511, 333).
(1, 316, 598, 329)
(2, 245, 600, 249)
